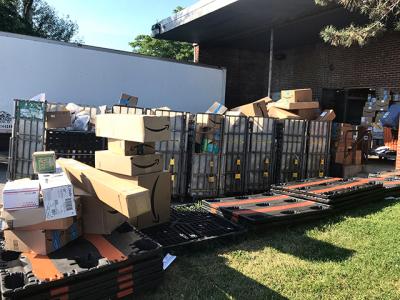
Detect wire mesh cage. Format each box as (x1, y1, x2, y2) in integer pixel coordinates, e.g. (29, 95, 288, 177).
(7, 99, 46, 180)
(245, 116, 277, 193)
(219, 115, 248, 196)
(112, 105, 147, 115)
(275, 119, 307, 183)
(188, 113, 225, 198)
(153, 109, 191, 200)
(305, 120, 332, 178)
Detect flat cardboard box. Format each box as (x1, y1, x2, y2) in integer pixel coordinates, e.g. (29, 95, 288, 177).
(3, 221, 82, 255)
(58, 159, 150, 218)
(317, 109, 336, 121)
(205, 101, 228, 115)
(96, 114, 170, 143)
(32, 151, 56, 174)
(231, 99, 268, 117)
(46, 111, 71, 128)
(1, 196, 81, 230)
(2, 179, 39, 210)
(281, 89, 312, 103)
(108, 139, 155, 156)
(267, 106, 301, 119)
(119, 93, 138, 107)
(128, 172, 171, 229)
(273, 100, 319, 110)
(81, 195, 127, 234)
(95, 151, 163, 176)
(294, 108, 321, 120)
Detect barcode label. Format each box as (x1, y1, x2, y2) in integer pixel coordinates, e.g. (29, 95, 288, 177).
(43, 185, 76, 221)
(65, 197, 73, 211)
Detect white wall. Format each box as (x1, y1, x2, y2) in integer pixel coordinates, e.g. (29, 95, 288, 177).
(0, 32, 226, 116)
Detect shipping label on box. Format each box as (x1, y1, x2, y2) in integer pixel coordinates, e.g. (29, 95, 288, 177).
(39, 173, 76, 221)
(2, 179, 39, 210)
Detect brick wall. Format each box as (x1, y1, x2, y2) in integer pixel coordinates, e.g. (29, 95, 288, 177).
(199, 31, 400, 106)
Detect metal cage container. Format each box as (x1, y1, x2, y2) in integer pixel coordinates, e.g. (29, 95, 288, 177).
(153, 109, 191, 200)
(275, 119, 307, 183)
(305, 120, 332, 178)
(219, 115, 248, 195)
(188, 113, 225, 198)
(245, 116, 277, 193)
(7, 100, 46, 180)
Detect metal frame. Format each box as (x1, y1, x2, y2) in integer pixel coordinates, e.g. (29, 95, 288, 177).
(188, 113, 225, 198)
(112, 105, 147, 115)
(275, 119, 307, 183)
(246, 116, 277, 193)
(305, 120, 332, 178)
(153, 109, 191, 200)
(219, 115, 248, 196)
(7, 100, 46, 180)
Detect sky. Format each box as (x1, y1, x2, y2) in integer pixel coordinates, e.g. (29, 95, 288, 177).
(45, 0, 198, 51)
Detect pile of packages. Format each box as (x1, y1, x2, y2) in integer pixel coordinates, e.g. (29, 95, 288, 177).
(331, 124, 363, 166)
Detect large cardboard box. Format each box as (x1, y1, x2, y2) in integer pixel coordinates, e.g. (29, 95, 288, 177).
(46, 111, 71, 128)
(294, 108, 321, 120)
(1, 197, 81, 230)
(130, 172, 171, 229)
(317, 109, 336, 121)
(231, 99, 269, 117)
(95, 151, 163, 176)
(205, 101, 228, 115)
(96, 114, 170, 142)
(281, 89, 312, 103)
(81, 195, 127, 234)
(32, 151, 57, 174)
(273, 100, 319, 110)
(267, 106, 301, 119)
(58, 159, 150, 218)
(2, 179, 39, 210)
(39, 172, 77, 221)
(4, 221, 82, 255)
(108, 139, 155, 156)
(119, 93, 138, 107)
(334, 150, 362, 165)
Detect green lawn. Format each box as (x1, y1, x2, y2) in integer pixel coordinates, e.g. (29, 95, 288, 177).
(138, 197, 400, 300)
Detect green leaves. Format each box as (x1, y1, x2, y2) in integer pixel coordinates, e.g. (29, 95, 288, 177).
(316, 0, 400, 47)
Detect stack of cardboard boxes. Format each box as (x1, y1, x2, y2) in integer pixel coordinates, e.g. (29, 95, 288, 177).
(361, 94, 390, 142)
(2, 151, 81, 255)
(332, 124, 362, 165)
(94, 113, 171, 229)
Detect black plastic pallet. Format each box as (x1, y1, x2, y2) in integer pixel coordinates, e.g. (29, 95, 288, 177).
(0, 224, 163, 299)
(141, 205, 246, 249)
(202, 193, 331, 226)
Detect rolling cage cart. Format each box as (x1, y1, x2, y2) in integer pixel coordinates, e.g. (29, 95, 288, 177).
(112, 105, 147, 115)
(188, 113, 225, 199)
(245, 116, 277, 194)
(219, 115, 249, 196)
(275, 119, 307, 183)
(305, 120, 332, 178)
(7, 99, 46, 180)
(152, 109, 191, 200)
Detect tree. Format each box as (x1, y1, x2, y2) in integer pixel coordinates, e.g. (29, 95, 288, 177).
(0, 0, 78, 42)
(316, 0, 400, 47)
(129, 6, 193, 62)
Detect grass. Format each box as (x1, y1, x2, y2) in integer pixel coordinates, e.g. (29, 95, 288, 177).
(136, 197, 400, 300)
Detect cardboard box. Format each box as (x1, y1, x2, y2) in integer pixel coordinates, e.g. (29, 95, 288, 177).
(196, 114, 224, 129)
(81, 195, 127, 234)
(2, 179, 39, 210)
(95, 151, 163, 176)
(231, 99, 269, 117)
(273, 100, 319, 110)
(58, 159, 150, 218)
(108, 139, 155, 156)
(205, 101, 228, 115)
(130, 172, 171, 229)
(267, 106, 301, 119)
(32, 151, 56, 174)
(38, 172, 76, 221)
(3, 221, 82, 255)
(1, 196, 81, 230)
(119, 93, 138, 107)
(96, 114, 170, 143)
(317, 109, 336, 121)
(281, 89, 312, 103)
(46, 111, 71, 128)
(294, 108, 321, 120)
(335, 150, 362, 165)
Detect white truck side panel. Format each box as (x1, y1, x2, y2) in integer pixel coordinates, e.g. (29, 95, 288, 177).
(0, 32, 226, 132)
